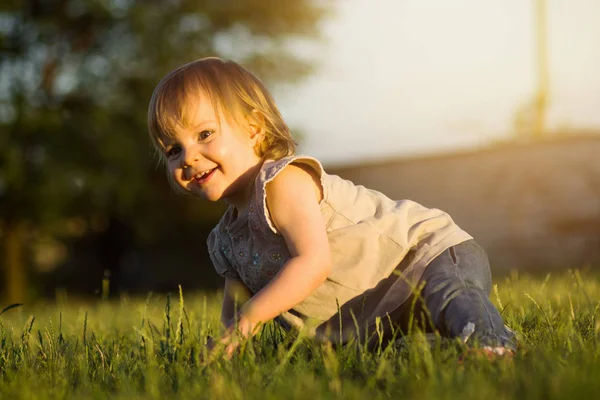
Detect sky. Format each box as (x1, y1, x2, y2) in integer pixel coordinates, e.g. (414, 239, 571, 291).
(275, 0, 600, 166)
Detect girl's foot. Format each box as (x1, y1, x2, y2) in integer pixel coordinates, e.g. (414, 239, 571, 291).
(458, 322, 517, 361)
(459, 322, 517, 350)
(458, 346, 515, 363)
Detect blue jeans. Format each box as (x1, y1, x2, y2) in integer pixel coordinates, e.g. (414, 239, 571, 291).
(390, 240, 516, 350)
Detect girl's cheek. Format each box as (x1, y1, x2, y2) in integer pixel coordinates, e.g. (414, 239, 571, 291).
(167, 160, 179, 173)
(167, 164, 181, 181)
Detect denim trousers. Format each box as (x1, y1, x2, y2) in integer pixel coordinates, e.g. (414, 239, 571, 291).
(389, 239, 517, 350)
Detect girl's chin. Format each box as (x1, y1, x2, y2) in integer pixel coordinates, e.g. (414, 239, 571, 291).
(194, 190, 221, 202)
(193, 184, 247, 205)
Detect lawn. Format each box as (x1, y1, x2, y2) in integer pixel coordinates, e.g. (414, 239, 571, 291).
(1, 269, 599, 399)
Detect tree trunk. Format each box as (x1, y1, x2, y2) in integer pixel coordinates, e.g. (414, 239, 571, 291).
(2, 222, 26, 304)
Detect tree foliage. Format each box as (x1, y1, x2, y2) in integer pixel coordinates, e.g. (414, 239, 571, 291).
(0, 0, 330, 301)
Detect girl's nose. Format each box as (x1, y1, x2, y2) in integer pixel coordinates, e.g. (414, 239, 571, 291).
(181, 146, 200, 169)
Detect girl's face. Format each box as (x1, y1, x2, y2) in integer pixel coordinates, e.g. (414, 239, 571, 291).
(161, 92, 263, 210)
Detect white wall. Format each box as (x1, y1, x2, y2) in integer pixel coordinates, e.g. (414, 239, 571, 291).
(328, 136, 600, 272)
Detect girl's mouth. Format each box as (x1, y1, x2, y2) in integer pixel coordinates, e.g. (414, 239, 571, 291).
(194, 168, 217, 185)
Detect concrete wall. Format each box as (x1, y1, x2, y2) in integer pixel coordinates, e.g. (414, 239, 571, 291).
(327, 136, 600, 272)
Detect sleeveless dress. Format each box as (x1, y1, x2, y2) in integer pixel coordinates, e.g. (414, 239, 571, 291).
(207, 155, 472, 342)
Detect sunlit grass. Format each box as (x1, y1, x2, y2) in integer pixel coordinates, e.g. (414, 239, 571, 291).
(1, 270, 599, 399)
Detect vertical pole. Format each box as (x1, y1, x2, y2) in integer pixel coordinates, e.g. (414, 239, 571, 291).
(534, 0, 549, 139)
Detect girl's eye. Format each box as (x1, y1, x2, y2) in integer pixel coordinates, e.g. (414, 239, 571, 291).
(166, 146, 180, 158)
(199, 130, 213, 140)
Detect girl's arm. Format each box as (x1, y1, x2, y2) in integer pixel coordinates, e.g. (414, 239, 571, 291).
(233, 163, 332, 337)
(209, 277, 252, 353)
(220, 277, 252, 328)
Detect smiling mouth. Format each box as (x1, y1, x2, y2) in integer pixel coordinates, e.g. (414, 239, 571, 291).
(193, 168, 217, 184)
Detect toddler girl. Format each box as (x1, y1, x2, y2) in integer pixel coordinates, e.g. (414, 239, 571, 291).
(147, 57, 516, 356)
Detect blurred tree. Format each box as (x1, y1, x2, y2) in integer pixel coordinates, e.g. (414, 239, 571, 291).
(0, 0, 330, 303)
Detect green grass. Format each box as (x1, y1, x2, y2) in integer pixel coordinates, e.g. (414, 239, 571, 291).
(1, 269, 599, 399)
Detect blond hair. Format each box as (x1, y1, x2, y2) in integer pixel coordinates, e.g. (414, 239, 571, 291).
(148, 57, 296, 163)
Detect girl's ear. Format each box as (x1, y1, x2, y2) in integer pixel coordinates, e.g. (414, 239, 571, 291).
(246, 109, 265, 143)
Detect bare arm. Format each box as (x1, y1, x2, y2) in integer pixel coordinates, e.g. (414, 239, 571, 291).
(234, 163, 332, 335)
(220, 277, 252, 328)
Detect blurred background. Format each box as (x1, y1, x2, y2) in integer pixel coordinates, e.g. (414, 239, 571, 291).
(1, 0, 599, 305)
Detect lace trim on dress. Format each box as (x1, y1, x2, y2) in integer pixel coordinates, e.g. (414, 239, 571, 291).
(256, 155, 326, 235)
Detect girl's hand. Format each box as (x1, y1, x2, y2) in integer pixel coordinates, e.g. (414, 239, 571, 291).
(209, 331, 238, 358)
(205, 331, 238, 359)
(206, 316, 259, 359)
(221, 316, 258, 358)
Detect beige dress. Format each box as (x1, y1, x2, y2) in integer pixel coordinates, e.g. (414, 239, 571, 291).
(207, 155, 472, 342)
